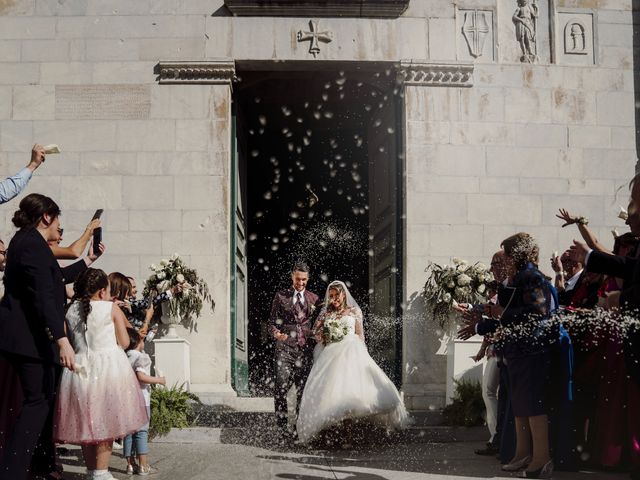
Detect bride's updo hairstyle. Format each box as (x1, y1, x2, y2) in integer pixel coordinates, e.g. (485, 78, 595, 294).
(12, 193, 61, 230)
(327, 281, 347, 311)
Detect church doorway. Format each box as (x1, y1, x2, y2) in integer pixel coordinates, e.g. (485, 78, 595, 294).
(230, 62, 404, 396)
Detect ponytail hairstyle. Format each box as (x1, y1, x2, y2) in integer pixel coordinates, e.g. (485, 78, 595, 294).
(108, 272, 132, 301)
(68, 268, 109, 324)
(12, 193, 61, 230)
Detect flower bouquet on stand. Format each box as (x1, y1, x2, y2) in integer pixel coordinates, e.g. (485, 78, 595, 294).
(423, 258, 494, 330)
(143, 254, 215, 338)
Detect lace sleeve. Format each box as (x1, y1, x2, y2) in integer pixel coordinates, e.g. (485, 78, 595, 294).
(352, 307, 365, 341)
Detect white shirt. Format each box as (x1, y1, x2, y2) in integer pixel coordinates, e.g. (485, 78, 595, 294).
(127, 349, 152, 406)
(565, 269, 583, 292)
(293, 289, 305, 305)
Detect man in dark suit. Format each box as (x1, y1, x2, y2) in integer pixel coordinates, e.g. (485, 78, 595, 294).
(269, 262, 322, 441)
(0, 194, 90, 480)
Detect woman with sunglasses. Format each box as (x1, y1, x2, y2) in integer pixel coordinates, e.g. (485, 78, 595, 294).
(49, 218, 101, 259)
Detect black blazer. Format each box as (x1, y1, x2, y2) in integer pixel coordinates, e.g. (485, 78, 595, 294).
(0, 227, 87, 363)
(587, 250, 640, 309)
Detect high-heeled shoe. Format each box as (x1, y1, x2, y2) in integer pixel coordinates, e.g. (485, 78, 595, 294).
(521, 460, 553, 479)
(502, 456, 532, 472)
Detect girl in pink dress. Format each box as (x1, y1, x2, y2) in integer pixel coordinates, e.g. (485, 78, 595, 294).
(54, 268, 147, 480)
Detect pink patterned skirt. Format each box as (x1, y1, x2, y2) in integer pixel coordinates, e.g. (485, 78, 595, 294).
(54, 347, 148, 445)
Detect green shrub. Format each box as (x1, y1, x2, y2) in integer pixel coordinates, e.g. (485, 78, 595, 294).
(442, 378, 485, 427)
(149, 384, 201, 438)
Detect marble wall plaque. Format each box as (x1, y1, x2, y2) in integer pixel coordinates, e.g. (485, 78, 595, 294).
(55, 85, 151, 120)
(456, 8, 496, 62)
(555, 11, 595, 65)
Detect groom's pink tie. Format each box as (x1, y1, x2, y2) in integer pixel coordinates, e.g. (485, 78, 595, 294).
(295, 292, 306, 346)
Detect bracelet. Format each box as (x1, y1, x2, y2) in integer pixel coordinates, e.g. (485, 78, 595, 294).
(576, 216, 589, 225)
(555, 271, 565, 278)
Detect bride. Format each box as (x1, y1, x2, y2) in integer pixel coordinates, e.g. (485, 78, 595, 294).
(296, 280, 408, 444)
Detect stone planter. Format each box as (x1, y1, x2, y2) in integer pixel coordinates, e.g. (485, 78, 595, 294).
(160, 301, 181, 339)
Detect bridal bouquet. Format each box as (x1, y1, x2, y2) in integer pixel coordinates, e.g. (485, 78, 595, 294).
(322, 313, 349, 344)
(423, 258, 494, 328)
(143, 254, 215, 328)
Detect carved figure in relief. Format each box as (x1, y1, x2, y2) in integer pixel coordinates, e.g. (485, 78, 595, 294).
(570, 23, 585, 52)
(512, 0, 539, 63)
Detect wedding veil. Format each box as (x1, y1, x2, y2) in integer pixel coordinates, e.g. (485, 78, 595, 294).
(319, 280, 362, 317)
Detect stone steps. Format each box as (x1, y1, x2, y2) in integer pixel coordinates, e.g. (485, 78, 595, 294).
(155, 404, 485, 446)
(153, 424, 486, 445)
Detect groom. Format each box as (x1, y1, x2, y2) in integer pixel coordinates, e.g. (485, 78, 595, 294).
(269, 261, 322, 440)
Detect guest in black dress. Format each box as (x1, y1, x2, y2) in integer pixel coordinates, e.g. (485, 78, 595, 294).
(486, 233, 555, 479)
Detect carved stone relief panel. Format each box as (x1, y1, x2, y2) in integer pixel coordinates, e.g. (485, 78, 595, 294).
(456, 8, 496, 62)
(555, 11, 595, 65)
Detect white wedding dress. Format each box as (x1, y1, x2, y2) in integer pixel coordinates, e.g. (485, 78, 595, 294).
(296, 310, 408, 443)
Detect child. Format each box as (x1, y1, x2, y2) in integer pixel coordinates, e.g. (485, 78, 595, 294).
(123, 328, 165, 475)
(54, 269, 147, 480)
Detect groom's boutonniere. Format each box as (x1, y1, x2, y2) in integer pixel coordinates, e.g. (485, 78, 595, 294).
(310, 304, 316, 312)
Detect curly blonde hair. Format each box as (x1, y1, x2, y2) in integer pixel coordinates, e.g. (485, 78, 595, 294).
(501, 232, 539, 270)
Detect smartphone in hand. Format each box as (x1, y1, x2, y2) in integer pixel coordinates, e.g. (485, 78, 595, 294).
(92, 209, 104, 221)
(92, 227, 102, 255)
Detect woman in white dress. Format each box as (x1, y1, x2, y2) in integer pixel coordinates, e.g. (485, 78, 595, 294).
(296, 280, 408, 444)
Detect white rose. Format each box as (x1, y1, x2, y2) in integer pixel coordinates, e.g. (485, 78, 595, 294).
(454, 287, 466, 299)
(176, 274, 185, 283)
(442, 293, 452, 303)
(452, 257, 461, 265)
(457, 274, 472, 286)
(447, 280, 455, 289)
(477, 284, 486, 294)
(156, 272, 166, 280)
(160, 260, 168, 267)
(150, 264, 158, 271)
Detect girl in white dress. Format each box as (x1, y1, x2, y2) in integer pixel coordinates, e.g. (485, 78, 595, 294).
(296, 281, 408, 444)
(54, 269, 147, 480)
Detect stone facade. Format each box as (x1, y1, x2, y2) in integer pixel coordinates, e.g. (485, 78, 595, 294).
(0, 0, 636, 408)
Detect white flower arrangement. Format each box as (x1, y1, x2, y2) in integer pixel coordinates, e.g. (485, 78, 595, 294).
(322, 312, 349, 344)
(143, 254, 215, 330)
(423, 258, 495, 328)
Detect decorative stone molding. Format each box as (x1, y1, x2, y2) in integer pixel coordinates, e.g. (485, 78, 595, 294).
(224, 0, 409, 18)
(398, 61, 474, 88)
(554, 10, 596, 65)
(297, 20, 333, 58)
(157, 61, 236, 84)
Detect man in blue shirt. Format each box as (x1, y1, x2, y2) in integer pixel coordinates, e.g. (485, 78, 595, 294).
(0, 144, 47, 204)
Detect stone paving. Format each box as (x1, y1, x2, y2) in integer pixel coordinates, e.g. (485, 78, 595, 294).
(56, 429, 627, 480)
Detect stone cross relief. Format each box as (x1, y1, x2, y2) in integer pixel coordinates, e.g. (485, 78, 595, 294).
(462, 10, 490, 58)
(297, 20, 333, 57)
(512, 0, 539, 63)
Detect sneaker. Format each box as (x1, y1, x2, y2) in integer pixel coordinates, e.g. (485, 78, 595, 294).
(112, 440, 123, 450)
(126, 464, 136, 475)
(138, 465, 157, 476)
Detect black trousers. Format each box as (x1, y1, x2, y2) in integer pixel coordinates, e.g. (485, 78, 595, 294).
(0, 352, 56, 480)
(273, 341, 313, 432)
(498, 360, 516, 464)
